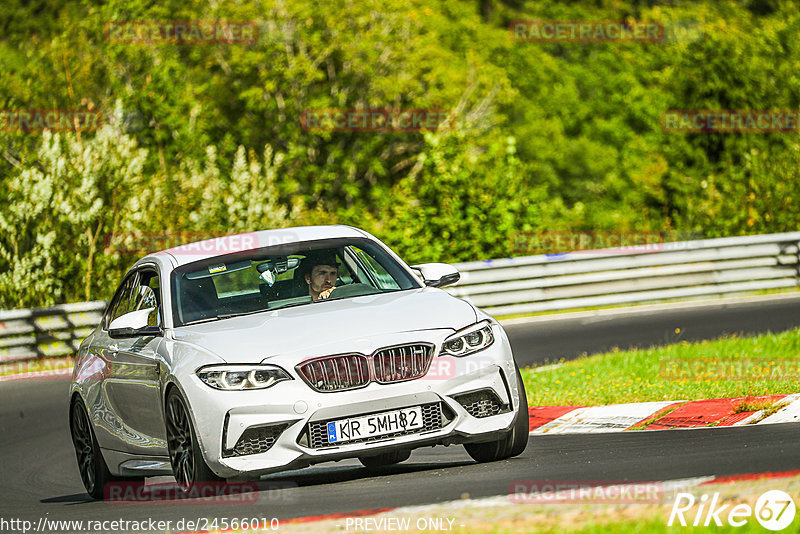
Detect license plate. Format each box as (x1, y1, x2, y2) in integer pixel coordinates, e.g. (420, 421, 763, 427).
(326, 406, 424, 444)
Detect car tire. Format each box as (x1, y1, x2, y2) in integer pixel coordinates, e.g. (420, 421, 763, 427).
(463, 364, 529, 463)
(359, 449, 412, 469)
(70, 397, 119, 500)
(165, 388, 222, 492)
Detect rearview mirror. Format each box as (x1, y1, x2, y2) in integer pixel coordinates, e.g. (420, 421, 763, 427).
(108, 307, 161, 338)
(411, 263, 460, 288)
(257, 257, 300, 287)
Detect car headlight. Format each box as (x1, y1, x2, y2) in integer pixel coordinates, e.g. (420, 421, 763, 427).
(196, 364, 292, 390)
(440, 320, 495, 357)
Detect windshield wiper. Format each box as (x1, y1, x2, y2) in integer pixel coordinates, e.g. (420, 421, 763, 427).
(181, 300, 317, 326)
(180, 310, 263, 326)
(180, 317, 219, 326)
(266, 301, 311, 312)
(216, 310, 265, 320)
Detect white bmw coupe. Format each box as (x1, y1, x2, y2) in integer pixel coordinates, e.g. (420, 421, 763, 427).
(69, 225, 528, 499)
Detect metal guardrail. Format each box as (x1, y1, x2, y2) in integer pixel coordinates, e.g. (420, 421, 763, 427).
(446, 232, 800, 316)
(0, 301, 106, 363)
(1, 232, 799, 364)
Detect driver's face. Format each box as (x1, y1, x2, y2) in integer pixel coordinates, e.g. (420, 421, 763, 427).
(306, 264, 338, 296)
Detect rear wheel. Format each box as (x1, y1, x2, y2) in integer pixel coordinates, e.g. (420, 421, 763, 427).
(359, 449, 411, 469)
(70, 398, 117, 500)
(165, 388, 222, 492)
(464, 364, 529, 463)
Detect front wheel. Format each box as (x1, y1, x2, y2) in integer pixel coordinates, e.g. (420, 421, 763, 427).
(464, 364, 529, 463)
(165, 388, 222, 492)
(70, 398, 117, 500)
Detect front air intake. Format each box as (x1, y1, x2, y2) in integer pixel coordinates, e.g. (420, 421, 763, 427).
(452, 389, 511, 418)
(223, 422, 289, 457)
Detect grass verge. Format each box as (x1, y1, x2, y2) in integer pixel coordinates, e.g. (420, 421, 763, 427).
(519, 327, 800, 406)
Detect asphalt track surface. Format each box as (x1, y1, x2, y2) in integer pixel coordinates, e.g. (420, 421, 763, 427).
(504, 294, 800, 367)
(2, 295, 800, 528)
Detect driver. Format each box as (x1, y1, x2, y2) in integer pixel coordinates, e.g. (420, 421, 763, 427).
(302, 253, 340, 301)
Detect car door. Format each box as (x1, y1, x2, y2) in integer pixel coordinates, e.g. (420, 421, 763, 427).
(93, 266, 169, 456)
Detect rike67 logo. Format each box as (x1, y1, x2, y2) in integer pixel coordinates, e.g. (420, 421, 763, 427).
(669, 490, 796, 531)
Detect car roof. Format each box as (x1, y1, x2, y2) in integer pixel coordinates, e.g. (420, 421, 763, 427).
(135, 225, 370, 270)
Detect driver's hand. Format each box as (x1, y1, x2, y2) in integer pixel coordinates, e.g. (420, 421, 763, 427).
(319, 287, 335, 300)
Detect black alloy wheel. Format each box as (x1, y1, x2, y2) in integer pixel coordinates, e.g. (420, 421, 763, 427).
(165, 388, 221, 492)
(70, 398, 116, 500)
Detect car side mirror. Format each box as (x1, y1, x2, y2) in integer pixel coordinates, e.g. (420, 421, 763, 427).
(411, 263, 460, 288)
(108, 307, 161, 338)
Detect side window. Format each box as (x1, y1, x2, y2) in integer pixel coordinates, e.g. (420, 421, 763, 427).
(104, 269, 163, 329)
(335, 252, 353, 285)
(105, 275, 138, 328)
(349, 246, 401, 290)
(135, 270, 162, 327)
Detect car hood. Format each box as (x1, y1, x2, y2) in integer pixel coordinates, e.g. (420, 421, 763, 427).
(171, 288, 477, 363)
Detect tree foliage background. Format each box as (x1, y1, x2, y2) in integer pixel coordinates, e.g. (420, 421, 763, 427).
(1, 0, 799, 307)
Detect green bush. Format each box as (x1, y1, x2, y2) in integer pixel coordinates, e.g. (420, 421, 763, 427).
(2, 0, 800, 307)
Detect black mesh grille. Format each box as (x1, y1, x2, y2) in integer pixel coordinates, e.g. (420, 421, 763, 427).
(373, 344, 433, 383)
(224, 423, 288, 457)
(452, 389, 510, 418)
(307, 402, 445, 449)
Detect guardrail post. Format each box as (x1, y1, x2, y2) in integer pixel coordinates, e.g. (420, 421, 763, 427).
(777, 240, 800, 286)
(796, 239, 800, 285)
(30, 309, 44, 359)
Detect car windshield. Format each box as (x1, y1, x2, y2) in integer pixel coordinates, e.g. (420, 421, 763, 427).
(171, 237, 421, 326)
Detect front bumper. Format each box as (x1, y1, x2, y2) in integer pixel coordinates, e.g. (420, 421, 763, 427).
(178, 325, 521, 479)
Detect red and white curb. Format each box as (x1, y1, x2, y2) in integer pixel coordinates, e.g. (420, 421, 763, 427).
(529, 393, 800, 434)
